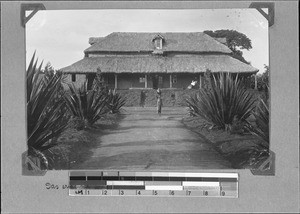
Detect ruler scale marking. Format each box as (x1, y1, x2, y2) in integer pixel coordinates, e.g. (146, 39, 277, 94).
(69, 171, 238, 197)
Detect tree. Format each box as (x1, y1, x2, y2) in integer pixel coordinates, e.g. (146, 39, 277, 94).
(204, 30, 252, 64)
(251, 64, 269, 91)
(260, 64, 269, 89)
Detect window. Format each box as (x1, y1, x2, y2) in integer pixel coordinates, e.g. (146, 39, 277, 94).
(72, 74, 76, 82)
(153, 34, 164, 49)
(154, 39, 162, 49)
(172, 75, 177, 83)
(139, 77, 145, 83)
(158, 76, 163, 84)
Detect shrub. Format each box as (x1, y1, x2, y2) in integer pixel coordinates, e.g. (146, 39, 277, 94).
(186, 73, 256, 130)
(186, 93, 202, 117)
(64, 81, 111, 128)
(246, 98, 269, 149)
(27, 53, 69, 170)
(226, 146, 270, 168)
(250, 64, 269, 91)
(107, 89, 127, 114)
(222, 93, 270, 168)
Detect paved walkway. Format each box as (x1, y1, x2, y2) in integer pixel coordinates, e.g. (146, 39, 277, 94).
(77, 107, 232, 170)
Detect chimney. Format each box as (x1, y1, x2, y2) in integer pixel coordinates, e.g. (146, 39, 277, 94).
(89, 37, 104, 45)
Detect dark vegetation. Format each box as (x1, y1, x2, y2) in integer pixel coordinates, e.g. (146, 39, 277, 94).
(204, 29, 252, 64)
(251, 64, 270, 94)
(26, 54, 126, 170)
(185, 70, 270, 169)
(107, 90, 127, 114)
(64, 82, 112, 128)
(26, 56, 70, 170)
(186, 72, 256, 130)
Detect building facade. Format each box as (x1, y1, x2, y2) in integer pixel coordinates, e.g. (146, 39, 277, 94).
(60, 32, 258, 90)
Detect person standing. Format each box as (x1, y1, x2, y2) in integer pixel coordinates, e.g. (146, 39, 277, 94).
(156, 88, 162, 116)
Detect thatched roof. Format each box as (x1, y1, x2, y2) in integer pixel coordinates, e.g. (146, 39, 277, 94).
(214, 37, 227, 45)
(60, 55, 258, 74)
(84, 32, 232, 53)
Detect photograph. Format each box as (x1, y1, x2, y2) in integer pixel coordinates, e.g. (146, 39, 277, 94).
(2, 1, 299, 213)
(24, 8, 270, 172)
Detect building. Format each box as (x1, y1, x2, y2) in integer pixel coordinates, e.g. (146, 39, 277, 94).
(60, 32, 258, 90)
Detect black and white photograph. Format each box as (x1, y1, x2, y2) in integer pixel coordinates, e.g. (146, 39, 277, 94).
(2, 1, 299, 213)
(24, 8, 270, 172)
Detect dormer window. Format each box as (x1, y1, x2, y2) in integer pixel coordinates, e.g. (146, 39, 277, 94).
(152, 34, 164, 50)
(154, 38, 162, 49)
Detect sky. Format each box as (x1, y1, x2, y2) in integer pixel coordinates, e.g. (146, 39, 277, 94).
(26, 9, 269, 74)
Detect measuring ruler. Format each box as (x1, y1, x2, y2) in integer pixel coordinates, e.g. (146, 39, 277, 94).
(69, 171, 238, 197)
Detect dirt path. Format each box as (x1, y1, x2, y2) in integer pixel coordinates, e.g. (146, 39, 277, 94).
(76, 107, 232, 170)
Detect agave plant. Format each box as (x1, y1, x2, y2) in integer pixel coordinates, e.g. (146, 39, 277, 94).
(246, 98, 269, 149)
(27, 53, 69, 169)
(107, 89, 126, 114)
(186, 94, 201, 117)
(186, 73, 256, 130)
(64, 81, 111, 128)
(227, 98, 270, 168)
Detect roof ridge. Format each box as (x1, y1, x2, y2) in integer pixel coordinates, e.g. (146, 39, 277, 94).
(91, 32, 206, 36)
(109, 31, 205, 34)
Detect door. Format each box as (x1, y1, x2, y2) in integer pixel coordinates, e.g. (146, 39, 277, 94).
(152, 74, 163, 89)
(152, 75, 158, 89)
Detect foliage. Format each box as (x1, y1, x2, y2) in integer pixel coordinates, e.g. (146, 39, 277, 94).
(229, 97, 270, 168)
(27, 53, 70, 169)
(203, 69, 213, 92)
(64, 81, 111, 128)
(246, 98, 269, 149)
(43, 128, 94, 169)
(186, 73, 256, 130)
(44, 62, 54, 73)
(225, 146, 269, 168)
(204, 29, 252, 64)
(43, 62, 68, 98)
(94, 69, 109, 92)
(251, 64, 269, 92)
(86, 73, 96, 90)
(107, 89, 127, 114)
